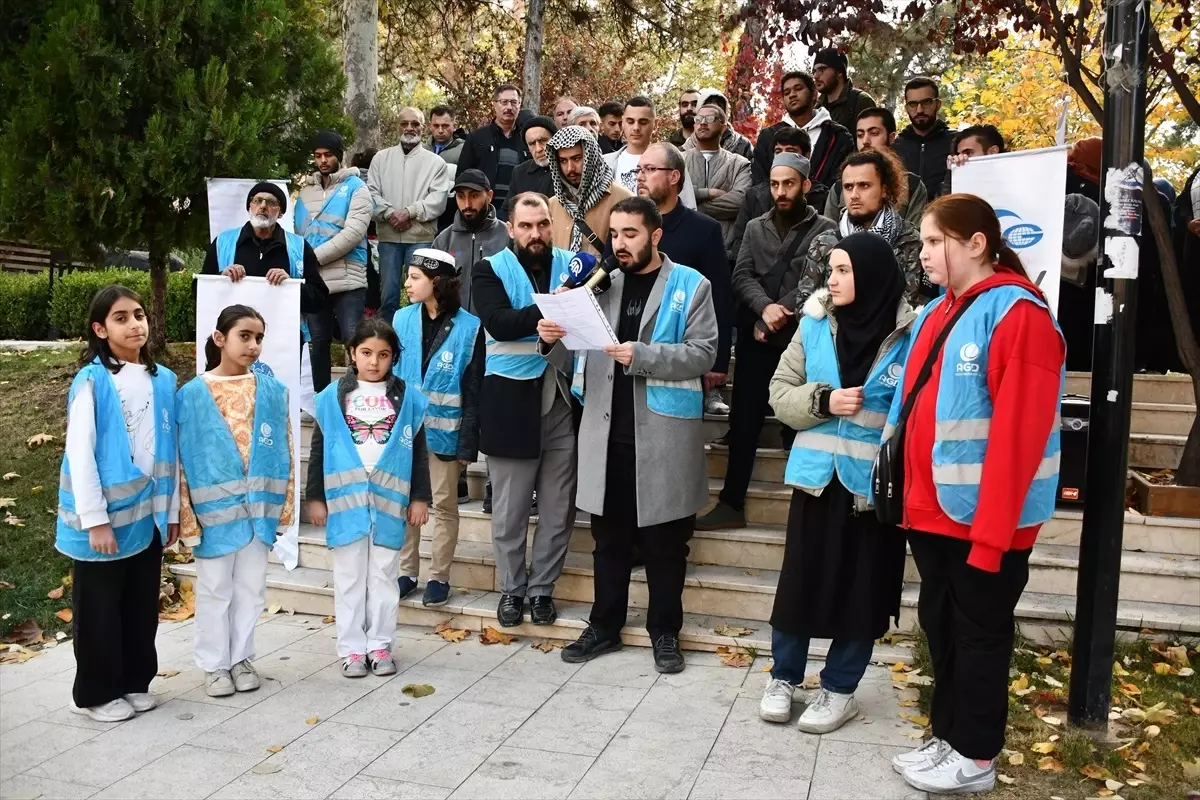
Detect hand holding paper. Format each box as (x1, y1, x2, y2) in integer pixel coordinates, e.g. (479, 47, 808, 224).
(532, 290, 619, 351)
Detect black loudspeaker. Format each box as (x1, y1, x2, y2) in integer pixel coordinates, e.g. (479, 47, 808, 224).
(1057, 394, 1090, 506)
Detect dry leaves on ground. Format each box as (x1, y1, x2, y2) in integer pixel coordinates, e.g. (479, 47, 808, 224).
(401, 683, 436, 698)
(159, 578, 195, 622)
(433, 620, 470, 643)
(1182, 757, 1200, 780)
(715, 645, 752, 668)
(46, 585, 64, 600)
(0, 643, 38, 664)
(1165, 645, 1191, 668)
(1031, 741, 1057, 754)
(712, 624, 756, 637)
(322, 616, 335, 624)
(3, 618, 43, 646)
(1008, 753, 1025, 766)
(5, 512, 25, 527)
(1080, 764, 1115, 781)
(156, 669, 180, 678)
(900, 712, 930, 727)
(0, 498, 14, 509)
(305, 715, 319, 725)
(0, 581, 13, 589)
(532, 640, 563, 653)
(2, 472, 20, 481)
(800, 674, 821, 690)
(479, 627, 516, 645)
(266, 745, 283, 754)
(1037, 756, 1065, 772)
(54, 609, 72, 623)
(26, 433, 55, 448)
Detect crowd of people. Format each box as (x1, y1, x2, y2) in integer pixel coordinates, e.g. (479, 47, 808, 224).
(54, 47, 1200, 798)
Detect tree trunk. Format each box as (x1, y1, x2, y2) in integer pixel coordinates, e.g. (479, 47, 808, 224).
(521, 0, 546, 112)
(148, 243, 168, 354)
(1142, 168, 1200, 485)
(343, 0, 380, 154)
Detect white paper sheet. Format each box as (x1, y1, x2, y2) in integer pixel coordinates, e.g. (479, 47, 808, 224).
(533, 289, 619, 351)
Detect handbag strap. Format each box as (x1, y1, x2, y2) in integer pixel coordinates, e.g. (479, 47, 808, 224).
(761, 221, 816, 300)
(895, 294, 980, 428)
(571, 213, 604, 251)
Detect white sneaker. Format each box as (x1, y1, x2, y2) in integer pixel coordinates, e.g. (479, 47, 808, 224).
(206, 669, 235, 697)
(231, 660, 260, 692)
(903, 747, 996, 794)
(704, 389, 730, 416)
(795, 688, 858, 734)
(759, 678, 796, 723)
(70, 698, 136, 723)
(892, 737, 951, 774)
(122, 692, 156, 713)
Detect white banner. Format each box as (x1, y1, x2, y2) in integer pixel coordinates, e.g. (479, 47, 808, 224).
(194, 275, 305, 570)
(951, 146, 1069, 313)
(206, 178, 293, 242)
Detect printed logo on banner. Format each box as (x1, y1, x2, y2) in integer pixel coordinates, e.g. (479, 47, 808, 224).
(251, 360, 276, 378)
(995, 209, 1044, 249)
(956, 342, 981, 375)
(258, 422, 275, 447)
(880, 362, 903, 388)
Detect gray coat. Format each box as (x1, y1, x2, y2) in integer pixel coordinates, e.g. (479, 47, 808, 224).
(431, 208, 510, 312)
(543, 256, 718, 527)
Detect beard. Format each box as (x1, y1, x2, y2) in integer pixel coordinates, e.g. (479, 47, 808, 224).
(459, 206, 488, 230)
(680, 111, 695, 128)
(774, 191, 806, 219)
(515, 240, 552, 272)
(319, 158, 339, 174)
(400, 132, 421, 148)
(616, 241, 654, 273)
(249, 213, 276, 230)
(910, 113, 934, 131)
(848, 208, 880, 227)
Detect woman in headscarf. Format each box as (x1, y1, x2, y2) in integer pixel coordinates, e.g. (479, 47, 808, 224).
(544, 125, 634, 256)
(759, 232, 916, 734)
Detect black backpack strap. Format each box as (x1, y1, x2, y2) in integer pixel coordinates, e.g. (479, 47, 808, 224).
(571, 214, 604, 251)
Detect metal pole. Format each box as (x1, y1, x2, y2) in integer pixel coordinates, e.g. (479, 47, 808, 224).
(1068, 0, 1149, 727)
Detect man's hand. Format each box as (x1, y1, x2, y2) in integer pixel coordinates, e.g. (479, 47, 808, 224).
(829, 387, 864, 416)
(537, 319, 567, 345)
(88, 523, 118, 555)
(761, 303, 794, 332)
(754, 326, 767, 343)
(387, 209, 411, 229)
(407, 500, 429, 527)
(708, 188, 727, 199)
(265, 268, 289, 285)
(604, 342, 635, 366)
(947, 153, 970, 170)
(704, 372, 727, 392)
(1188, 218, 1200, 237)
(223, 264, 247, 282)
(307, 500, 328, 526)
(165, 523, 180, 548)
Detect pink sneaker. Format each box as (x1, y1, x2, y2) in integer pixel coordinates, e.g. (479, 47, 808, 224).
(369, 649, 397, 676)
(342, 652, 368, 678)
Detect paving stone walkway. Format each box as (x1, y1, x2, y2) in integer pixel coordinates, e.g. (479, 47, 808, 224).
(0, 614, 928, 799)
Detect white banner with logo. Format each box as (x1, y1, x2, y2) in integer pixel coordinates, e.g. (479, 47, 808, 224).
(206, 178, 293, 242)
(194, 275, 303, 570)
(951, 146, 1068, 313)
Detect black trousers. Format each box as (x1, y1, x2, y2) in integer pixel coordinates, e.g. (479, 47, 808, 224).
(907, 531, 1031, 760)
(589, 441, 693, 640)
(721, 335, 794, 510)
(71, 534, 163, 708)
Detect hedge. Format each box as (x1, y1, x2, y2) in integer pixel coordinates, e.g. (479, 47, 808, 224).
(48, 269, 196, 342)
(0, 272, 52, 339)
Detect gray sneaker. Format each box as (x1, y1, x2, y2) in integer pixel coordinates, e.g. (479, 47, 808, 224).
(695, 501, 745, 531)
(369, 649, 397, 676)
(342, 653, 369, 678)
(206, 669, 235, 697)
(704, 388, 730, 415)
(230, 659, 260, 692)
(903, 747, 996, 794)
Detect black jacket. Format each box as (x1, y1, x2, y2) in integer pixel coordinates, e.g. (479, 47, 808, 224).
(418, 309, 486, 463)
(305, 370, 432, 504)
(657, 203, 733, 374)
(817, 83, 877, 133)
(201, 222, 329, 314)
(753, 119, 853, 190)
(894, 120, 955, 201)
(508, 159, 553, 202)
(456, 121, 530, 210)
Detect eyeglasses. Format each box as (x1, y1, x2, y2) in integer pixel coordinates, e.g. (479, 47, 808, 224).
(631, 165, 675, 176)
(249, 197, 280, 209)
(694, 113, 723, 124)
(398, 121, 423, 129)
(496, 99, 520, 107)
(905, 98, 938, 111)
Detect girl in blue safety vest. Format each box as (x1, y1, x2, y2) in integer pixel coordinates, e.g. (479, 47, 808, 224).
(306, 317, 431, 678)
(392, 248, 483, 609)
(58, 286, 180, 723)
(762, 232, 915, 736)
(177, 305, 295, 699)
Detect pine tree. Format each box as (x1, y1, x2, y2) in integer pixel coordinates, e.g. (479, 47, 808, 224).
(0, 0, 348, 348)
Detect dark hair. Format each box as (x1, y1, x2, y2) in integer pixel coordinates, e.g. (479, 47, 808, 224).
(610, 196, 663, 232)
(781, 70, 816, 96)
(840, 149, 908, 209)
(430, 105, 454, 119)
(924, 194, 1029, 278)
(953, 124, 1007, 154)
(701, 92, 728, 113)
(351, 148, 377, 169)
(857, 106, 897, 135)
(493, 83, 521, 100)
(772, 126, 812, 156)
(204, 304, 266, 372)
(429, 274, 462, 318)
(679, 88, 700, 98)
(598, 101, 624, 119)
(347, 316, 402, 369)
(625, 95, 654, 114)
(904, 76, 939, 97)
(80, 285, 158, 375)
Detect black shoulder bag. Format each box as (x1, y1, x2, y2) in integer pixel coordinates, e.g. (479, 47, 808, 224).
(873, 295, 978, 525)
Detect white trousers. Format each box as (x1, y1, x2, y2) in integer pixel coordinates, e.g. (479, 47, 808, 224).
(193, 538, 270, 673)
(332, 536, 402, 658)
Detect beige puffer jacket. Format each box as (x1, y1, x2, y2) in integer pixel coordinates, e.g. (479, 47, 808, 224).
(294, 167, 372, 294)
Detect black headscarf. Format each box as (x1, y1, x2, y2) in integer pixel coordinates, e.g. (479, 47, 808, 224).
(831, 232, 907, 387)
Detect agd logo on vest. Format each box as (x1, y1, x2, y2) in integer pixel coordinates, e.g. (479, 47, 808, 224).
(879, 362, 903, 388)
(956, 342, 981, 375)
(670, 288, 686, 314)
(399, 424, 414, 448)
(436, 349, 455, 373)
(258, 422, 275, 447)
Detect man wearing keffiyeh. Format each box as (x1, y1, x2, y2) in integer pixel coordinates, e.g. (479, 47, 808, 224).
(546, 125, 633, 256)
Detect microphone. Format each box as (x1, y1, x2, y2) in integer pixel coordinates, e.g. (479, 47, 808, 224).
(561, 252, 599, 289)
(583, 255, 617, 293)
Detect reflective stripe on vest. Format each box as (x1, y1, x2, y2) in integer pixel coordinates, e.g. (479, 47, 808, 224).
(482, 248, 573, 380)
(783, 313, 909, 499)
(56, 361, 178, 561)
(904, 286, 1065, 527)
(295, 175, 369, 267)
(313, 380, 428, 550)
(393, 304, 481, 456)
(215, 226, 310, 341)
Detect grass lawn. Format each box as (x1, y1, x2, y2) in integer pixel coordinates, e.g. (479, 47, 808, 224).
(907, 632, 1200, 799)
(0, 343, 197, 640)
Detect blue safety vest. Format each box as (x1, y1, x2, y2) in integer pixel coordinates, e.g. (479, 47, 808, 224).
(294, 175, 369, 269)
(313, 381, 428, 550)
(215, 225, 310, 341)
(176, 374, 292, 558)
(886, 285, 1065, 527)
(784, 314, 910, 499)
(393, 304, 480, 457)
(572, 264, 706, 420)
(483, 247, 573, 380)
(56, 360, 178, 561)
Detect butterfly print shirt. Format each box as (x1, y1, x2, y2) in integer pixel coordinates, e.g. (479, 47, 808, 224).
(345, 380, 397, 473)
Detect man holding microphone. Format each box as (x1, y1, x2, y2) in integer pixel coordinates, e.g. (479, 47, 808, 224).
(538, 196, 718, 674)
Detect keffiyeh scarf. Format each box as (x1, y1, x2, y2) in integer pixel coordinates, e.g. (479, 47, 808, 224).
(547, 126, 616, 251)
(839, 202, 904, 244)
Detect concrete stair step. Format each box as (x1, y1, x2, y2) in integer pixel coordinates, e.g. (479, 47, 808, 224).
(1065, 371, 1195, 405)
(1130, 402, 1196, 437)
(1128, 433, 1187, 471)
(705, 444, 787, 483)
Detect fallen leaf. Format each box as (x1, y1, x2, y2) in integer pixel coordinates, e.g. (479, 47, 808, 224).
(432, 620, 470, 643)
(0, 643, 37, 664)
(997, 774, 1015, 785)
(900, 713, 930, 727)
(1113, 662, 1130, 676)
(1031, 741, 1056, 754)
(26, 433, 55, 448)
(1144, 724, 1160, 738)
(322, 616, 335, 624)
(1126, 779, 1143, 787)
(1127, 760, 1146, 772)
(1191, 705, 1200, 715)
(713, 624, 756, 637)
(3, 618, 43, 645)
(2, 472, 19, 481)
(715, 646, 752, 668)
(55, 631, 67, 641)
(532, 640, 562, 653)
(800, 674, 821, 690)
(891, 661, 910, 672)
(1153, 662, 1175, 675)
(1080, 764, 1114, 780)
(1122, 707, 1147, 723)
(1179, 667, 1195, 677)
(305, 715, 319, 725)
(401, 683, 436, 698)
(1042, 675, 1064, 688)
(1105, 779, 1125, 791)
(0, 581, 13, 589)
(266, 745, 283, 753)
(479, 627, 516, 645)
(1096, 790, 1114, 798)
(1180, 758, 1200, 780)
(905, 673, 933, 686)
(1166, 645, 1191, 668)
(156, 669, 180, 678)
(29, 486, 42, 495)
(1037, 756, 1065, 772)
(1008, 752, 1024, 766)
(1120, 682, 1142, 697)
(5, 512, 25, 526)
(1049, 734, 1060, 742)
(1037, 656, 1053, 665)
(251, 763, 283, 775)
(1042, 715, 1062, 726)
(267, 603, 282, 615)
(47, 585, 64, 600)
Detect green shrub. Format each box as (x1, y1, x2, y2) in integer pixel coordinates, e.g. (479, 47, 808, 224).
(0, 272, 51, 339)
(50, 268, 196, 342)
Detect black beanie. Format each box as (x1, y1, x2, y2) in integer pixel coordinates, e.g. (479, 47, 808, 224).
(246, 182, 287, 215)
(523, 115, 558, 139)
(813, 47, 848, 76)
(311, 129, 345, 161)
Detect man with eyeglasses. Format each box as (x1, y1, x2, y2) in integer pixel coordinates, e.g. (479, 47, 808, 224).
(893, 76, 955, 199)
(456, 84, 531, 220)
(667, 89, 701, 148)
(682, 103, 752, 251)
(811, 48, 876, 133)
(368, 107, 455, 321)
